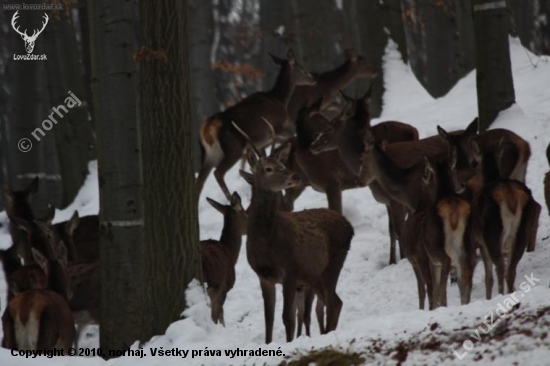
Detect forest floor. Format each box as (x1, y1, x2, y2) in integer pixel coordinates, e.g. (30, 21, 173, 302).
(1, 38, 550, 366)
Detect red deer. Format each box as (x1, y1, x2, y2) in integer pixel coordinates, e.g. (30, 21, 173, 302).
(308, 89, 418, 264)
(234, 122, 353, 343)
(201, 192, 247, 325)
(196, 48, 316, 200)
(53, 212, 99, 262)
(2, 243, 75, 351)
(438, 118, 531, 185)
(544, 142, 550, 215)
(286, 48, 378, 122)
(455, 140, 540, 299)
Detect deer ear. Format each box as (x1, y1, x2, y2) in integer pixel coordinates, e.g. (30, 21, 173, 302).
(56, 241, 68, 265)
(239, 170, 254, 185)
(31, 248, 48, 274)
(449, 147, 457, 169)
(65, 211, 80, 237)
(230, 192, 244, 211)
(287, 48, 296, 64)
(206, 197, 226, 214)
(274, 142, 292, 164)
(471, 140, 482, 163)
(363, 84, 373, 101)
(246, 148, 258, 169)
(269, 53, 283, 66)
(465, 118, 479, 136)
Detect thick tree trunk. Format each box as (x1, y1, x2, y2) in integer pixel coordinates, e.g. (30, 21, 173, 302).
(384, 0, 408, 63)
(139, 0, 202, 340)
(344, 0, 387, 117)
(188, 0, 217, 170)
(89, 0, 145, 354)
(260, 0, 288, 90)
(473, 0, 515, 131)
(401, 0, 475, 97)
(45, 11, 94, 208)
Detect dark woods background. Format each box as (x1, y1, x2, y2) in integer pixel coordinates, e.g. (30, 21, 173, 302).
(0, 0, 549, 352)
(0, 0, 549, 211)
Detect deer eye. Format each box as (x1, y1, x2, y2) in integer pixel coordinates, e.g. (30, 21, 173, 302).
(265, 167, 273, 173)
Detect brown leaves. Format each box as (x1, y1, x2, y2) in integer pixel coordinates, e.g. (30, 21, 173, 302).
(133, 46, 169, 63)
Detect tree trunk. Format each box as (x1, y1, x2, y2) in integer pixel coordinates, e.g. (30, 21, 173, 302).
(260, 0, 288, 90)
(89, 0, 145, 354)
(401, 0, 475, 98)
(4, 4, 61, 216)
(139, 0, 202, 340)
(45, 10, 95, 208)
(188, 0, 217, 170)
(344, 0, 387, 117)
(473, 0, 515, 131)
(384, 0, 408, 63)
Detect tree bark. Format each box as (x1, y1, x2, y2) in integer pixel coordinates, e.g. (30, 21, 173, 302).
(259, 0, 288, 90)
(45, 10, 95, 208)
(188, 0, 217, 170)
(473, 0, 515, 131)
(139, 0, 202, 340)
(401, 0, 475, 98)
(89, 0, 145, 354)
(4, 4, 61, 216)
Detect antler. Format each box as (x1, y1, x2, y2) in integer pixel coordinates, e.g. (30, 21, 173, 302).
(231, 121, 265, 158)
(260, 117, 277, 155)
(11, 11, 27, 38)
(30, 13, 48, 39)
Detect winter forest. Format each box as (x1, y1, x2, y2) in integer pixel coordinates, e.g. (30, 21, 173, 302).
(1, 0, 550, 365)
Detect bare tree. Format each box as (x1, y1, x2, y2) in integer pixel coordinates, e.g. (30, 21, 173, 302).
(88, 0, 145, 353)
(139, 0, 202, 340)
(473, 0, 515, 130)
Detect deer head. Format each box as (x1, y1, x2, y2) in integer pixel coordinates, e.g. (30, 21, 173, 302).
(344, 48, 379, 78)
(233, 120, 300, 192)
(206, 192, 248, 237)
(270, 48, 316, 87)
(11, 11, 49, 54)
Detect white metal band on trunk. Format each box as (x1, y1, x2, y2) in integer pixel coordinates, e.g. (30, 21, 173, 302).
(104, 219, 144, 227)
(473, 1, 507, 12)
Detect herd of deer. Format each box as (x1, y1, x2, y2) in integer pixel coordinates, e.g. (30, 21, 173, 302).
(0, 48, 547, 352)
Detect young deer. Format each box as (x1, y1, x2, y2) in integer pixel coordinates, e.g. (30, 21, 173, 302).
(459, 140, 540, 299)
(234, 122, 353, 344)
(197, 48, 316, 200)
(2, 243, 75, 351)
(308, 89, 418, 264)
(201, 192, 247, 325)
(54, 212, 99, 262)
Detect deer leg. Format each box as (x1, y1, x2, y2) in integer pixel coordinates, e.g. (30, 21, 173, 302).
(326, 186, 342, 214)
(387, 205, 397, 265)
(206, 286, 219, 324)
(1, 310, 15, 349)
(496, 256, 506, 296)
(323, 253, 346, 333)
(411, 263, 426, 310)
(440, 259, 450, 307)
(219, 292, 227, 326)
(196, 162, 213, 198)
(430, 262, 443, 309)
(213, 150, 242, 200)
(295, 288, 305, 337)
(282, 277, 297, 342)
(506, 256, 518, 294)
(260, 279, 276, 344)
(315, 296, 325, 334)
(421, 261, 434, 310)
(479, 244, 493, 299)
(304, 288, 314, 336)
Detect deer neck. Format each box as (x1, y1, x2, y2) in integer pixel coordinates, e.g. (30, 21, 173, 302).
(219, 215, 243, 266)
(269, 65, 295, 108)
(315, 61, 357, 92)
(248, 186, 279, 237)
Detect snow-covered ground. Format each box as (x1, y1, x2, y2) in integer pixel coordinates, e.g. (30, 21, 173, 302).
(1, 38, 550, 365)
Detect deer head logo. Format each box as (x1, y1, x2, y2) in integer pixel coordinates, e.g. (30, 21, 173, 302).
(11, 11, 49, 54)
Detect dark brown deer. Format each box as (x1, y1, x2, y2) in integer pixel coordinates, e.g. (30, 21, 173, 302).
(2, 243, 75, 351)
(197, 48, 316, 200)
(455, 140, 540, 299)
(201, 192, 247, 325)
(286, 48, 378, 122)
(438, 118, 531, 184)
(53, 212, 99, 262)
(308, 89, 418, 264)
(234, 122, 353, 344)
